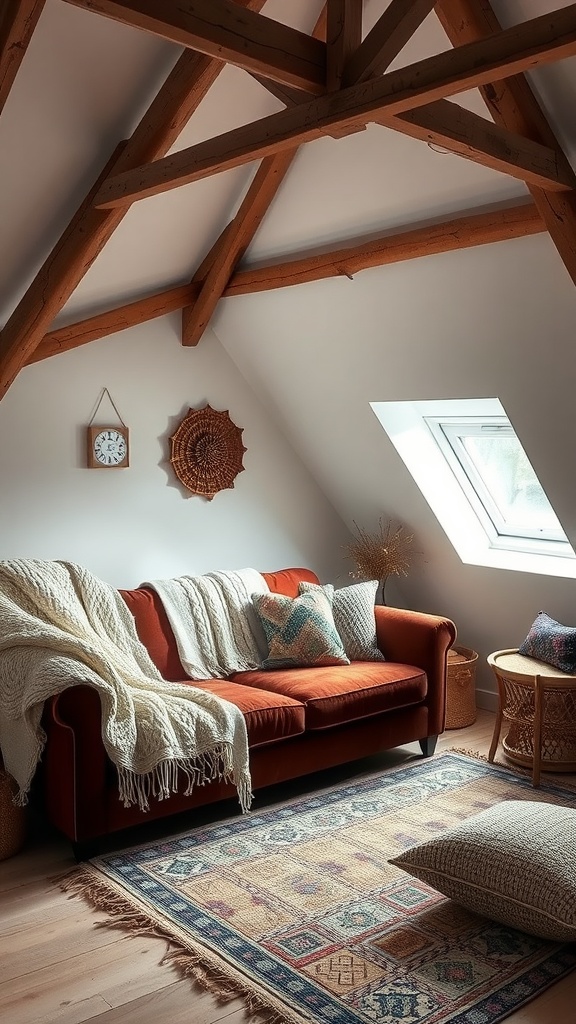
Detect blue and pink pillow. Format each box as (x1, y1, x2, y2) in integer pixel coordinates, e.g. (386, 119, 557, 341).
(519, 611, 576, 674)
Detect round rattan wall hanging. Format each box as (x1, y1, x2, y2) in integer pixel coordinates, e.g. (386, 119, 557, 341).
(169, 404, 246, 500)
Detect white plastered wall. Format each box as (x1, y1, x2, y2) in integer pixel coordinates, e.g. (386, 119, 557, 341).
(214, 230, 576, 707)
(0, 317, 350, 589)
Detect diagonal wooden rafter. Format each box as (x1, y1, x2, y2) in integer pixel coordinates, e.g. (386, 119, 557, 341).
(0, 0, 268, 401)
(181, 151, 296, 345)
(389, 101, 575, 192)
(0, 0, 46, 115)
(183, 0, 573, 349)
(182, 0, 437, 347)
(64, 0, 326, 94)
(251, 4, 574, 191)
(435, 0, 576, 287)
(3, 0, 576, 400)
(93, 4, 576, 209)
(28, 199, 544, 365)
(225, 200, 545, 294)
(343, 0, 437, 85)
(182, 4, 329, 348)
(255, 71, 575, 192)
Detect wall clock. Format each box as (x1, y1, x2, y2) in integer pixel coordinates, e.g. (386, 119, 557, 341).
(87, 425, 129, 469)
(170, 404, 246, 499)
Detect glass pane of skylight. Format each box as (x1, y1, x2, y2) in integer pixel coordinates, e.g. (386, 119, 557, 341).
(461, 432, 562, 535)
(436, 419, 568, 544)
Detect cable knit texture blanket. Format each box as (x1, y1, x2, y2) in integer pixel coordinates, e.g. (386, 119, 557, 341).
(0, 560, 252, 813)
(143, 569, 269, 679)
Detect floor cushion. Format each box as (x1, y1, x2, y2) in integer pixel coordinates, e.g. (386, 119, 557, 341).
(389, 799, 576, 941)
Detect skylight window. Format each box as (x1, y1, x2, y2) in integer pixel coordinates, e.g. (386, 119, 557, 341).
(371, 398, 576, 579)
(424, 417, 567, 547)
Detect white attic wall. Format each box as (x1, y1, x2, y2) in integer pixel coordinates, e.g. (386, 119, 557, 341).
(0, 316, 351, 588)
(214, 227, 576, 704)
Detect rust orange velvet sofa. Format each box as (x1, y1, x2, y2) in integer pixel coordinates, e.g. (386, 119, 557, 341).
(40, 568, 456, 856)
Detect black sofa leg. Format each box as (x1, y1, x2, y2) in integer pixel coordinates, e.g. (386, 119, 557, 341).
(419, 735, 438, 757)
(71, 839, 100, 862)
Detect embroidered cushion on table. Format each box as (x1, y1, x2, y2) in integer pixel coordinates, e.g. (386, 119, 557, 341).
(251, 589, 349, 669)
(518, 610, 576, 674)
(299, 579, 385, 662)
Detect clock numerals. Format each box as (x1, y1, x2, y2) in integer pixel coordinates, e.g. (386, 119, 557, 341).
(87, 426, 129, 469)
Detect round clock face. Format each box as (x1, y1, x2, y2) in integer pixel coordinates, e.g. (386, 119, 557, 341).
(93, 429, 127, 466)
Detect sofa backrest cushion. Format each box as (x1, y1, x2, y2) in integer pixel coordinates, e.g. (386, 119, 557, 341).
(261, 567, 319, 598)
(120, 568, 320, 679)
(119, 587, 186, 681)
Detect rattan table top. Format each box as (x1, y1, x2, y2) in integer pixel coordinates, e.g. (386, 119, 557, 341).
(489, 648, 576, 682)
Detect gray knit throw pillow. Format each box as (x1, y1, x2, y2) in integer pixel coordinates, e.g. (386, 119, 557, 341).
(390, 800, 576, 942)
(299, 580, 385, 662)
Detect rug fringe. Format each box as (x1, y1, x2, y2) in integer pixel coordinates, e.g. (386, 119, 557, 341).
(162, 949, 300, 1024)
(448, 747, 576, 789)
(56, 865, 304, 1024)
(449, 746, 535, 776)
(449, 746, 493, 764)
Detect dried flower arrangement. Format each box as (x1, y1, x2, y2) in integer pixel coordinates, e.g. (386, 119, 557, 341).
(344, 517, 419, 602)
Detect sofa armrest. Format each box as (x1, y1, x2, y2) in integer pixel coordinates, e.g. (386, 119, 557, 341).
(375, 606, 457, 736)
(42, 685, 109, 842)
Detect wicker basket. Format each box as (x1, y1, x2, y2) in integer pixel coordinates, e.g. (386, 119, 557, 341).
(0, 770, 26, 860)
(445, 645, 478, 729)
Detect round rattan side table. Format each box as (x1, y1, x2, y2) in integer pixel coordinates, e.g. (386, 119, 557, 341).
(487, 648, 576, 787)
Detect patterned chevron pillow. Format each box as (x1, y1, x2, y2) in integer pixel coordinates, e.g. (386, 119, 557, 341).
(252, 589, 350, 669)
(299, 580, 385, 662)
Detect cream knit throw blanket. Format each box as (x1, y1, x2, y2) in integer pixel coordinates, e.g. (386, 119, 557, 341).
(0, 560, 252, 813)
(144, 569, 269, 679)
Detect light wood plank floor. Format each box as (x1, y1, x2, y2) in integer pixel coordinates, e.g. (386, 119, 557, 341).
(1, 709, 575, 1023)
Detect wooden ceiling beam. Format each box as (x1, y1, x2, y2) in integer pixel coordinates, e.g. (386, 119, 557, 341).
(29, 284, 201, 364)
(389, 100, 576, 192)
(0, 0, 46, 115)
(326, 0, 362, 91)
(94, 4, 576, 209)
(343, 0, 436, 86)
(181, 6, 328, 348)
(226, 201, 545, 293)
(65, 0, 326, 94)
(250, 74, 312, 106)
(0, 0, 267, 401)
(435, 0, 576, 287)
(29, 200, 544, 363)
(181, 151, 296, 345)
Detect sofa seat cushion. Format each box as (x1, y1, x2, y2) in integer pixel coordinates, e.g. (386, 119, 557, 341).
(231, 662, 426, 730)
(189, 679, 305, 747)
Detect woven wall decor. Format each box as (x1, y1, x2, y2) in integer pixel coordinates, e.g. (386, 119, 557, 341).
(170, 404, 246, 500)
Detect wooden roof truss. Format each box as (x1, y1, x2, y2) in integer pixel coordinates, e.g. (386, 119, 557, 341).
(1, 0, 576, 399)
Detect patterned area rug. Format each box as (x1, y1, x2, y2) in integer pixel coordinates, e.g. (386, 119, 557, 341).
(63, 752, 576, 1024)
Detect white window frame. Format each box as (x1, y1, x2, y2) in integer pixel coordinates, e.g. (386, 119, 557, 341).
(424, 415, 568, 551)
(370, 398, 576, 579)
